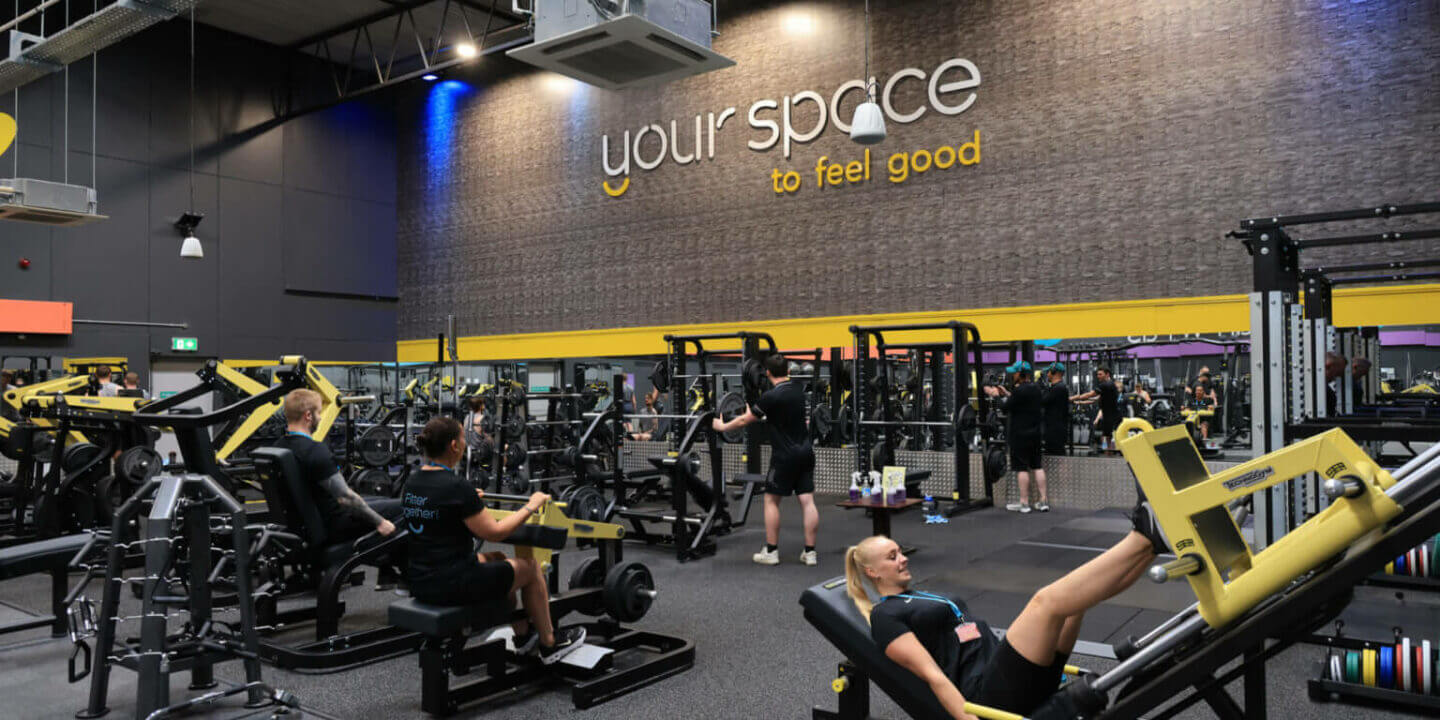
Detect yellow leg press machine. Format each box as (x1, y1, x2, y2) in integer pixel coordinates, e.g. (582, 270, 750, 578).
(805, 418, 1440, 719)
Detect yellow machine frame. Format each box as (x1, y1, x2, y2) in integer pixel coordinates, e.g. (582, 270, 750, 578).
(213, 357, 344, 461)
(488, 498, 625, 572)
(1115, 418, 1401, 628)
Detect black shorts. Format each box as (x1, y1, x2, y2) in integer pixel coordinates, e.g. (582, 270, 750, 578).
(1096, 415, 1119, 438)
(974, 639, 1069, 715)
(411, 556, 515, 607)
(765, 455, 816, 496)
(1009, 439, 1042, 472)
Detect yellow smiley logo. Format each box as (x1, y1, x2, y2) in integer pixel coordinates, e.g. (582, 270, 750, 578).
(602, 177, 629, 197)
(0, 112, 15, 158)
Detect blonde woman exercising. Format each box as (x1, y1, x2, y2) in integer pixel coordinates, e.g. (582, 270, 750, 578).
(843, 506, 1166, 718)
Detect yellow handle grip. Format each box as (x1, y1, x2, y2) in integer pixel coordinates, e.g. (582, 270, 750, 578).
(963, 701, 1027, 720)
(280, 355, 304, 366)
(831, 677, 848, 693)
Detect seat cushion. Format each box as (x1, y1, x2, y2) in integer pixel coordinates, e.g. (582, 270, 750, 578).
(389, 597, 509, 637)
(800, 576, 950, 720)
(0, 534, 89, 580)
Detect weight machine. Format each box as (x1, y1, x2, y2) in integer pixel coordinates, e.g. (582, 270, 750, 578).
(1233, 200, 1440, 547)
(850, 321, 994, 517)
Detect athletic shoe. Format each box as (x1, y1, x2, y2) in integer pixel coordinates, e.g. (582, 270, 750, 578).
(753, 546, 780, 565)
(1130, 500, 1169, 554)
(1034, 501, 1051, 512)
(1005, 502, 1032, 513)
(513, 629, 540, 655)
(539, 626, 587, 665)
(799, 550, 818, 566)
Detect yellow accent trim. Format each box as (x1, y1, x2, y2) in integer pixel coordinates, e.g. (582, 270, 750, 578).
(62, 357, 128, 373)
(399, 284, 1440, 362)
(221, 359, 381, 368)
(602, 178, 629, 197)
(0, 111, 14, 158)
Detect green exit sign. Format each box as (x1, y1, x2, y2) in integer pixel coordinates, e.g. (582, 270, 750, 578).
(171, 337, 198, 352)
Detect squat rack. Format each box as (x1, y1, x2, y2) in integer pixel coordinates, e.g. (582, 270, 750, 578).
(850, 321, 993, 517)
(1235, 200, 1440, 547)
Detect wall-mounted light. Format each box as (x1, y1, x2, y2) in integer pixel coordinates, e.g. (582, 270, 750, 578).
(782, 11, 815, 36)
(176, 212, 204, 259)
(455, 42, 477, 59)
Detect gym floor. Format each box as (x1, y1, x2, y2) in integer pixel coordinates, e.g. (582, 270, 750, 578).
(0, 501, 1425, 719)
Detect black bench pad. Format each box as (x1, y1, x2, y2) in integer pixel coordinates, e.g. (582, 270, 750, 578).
(389, 598, 509, 637)
(800, 576, 950, 720)
(0, 534, 89, 581)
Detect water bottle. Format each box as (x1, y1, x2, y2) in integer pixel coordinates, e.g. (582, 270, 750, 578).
(861, 485, 871, 503)
(922, 495, 937, 519)
(895, 483, 906, 503)
(849, 473, 862, 502)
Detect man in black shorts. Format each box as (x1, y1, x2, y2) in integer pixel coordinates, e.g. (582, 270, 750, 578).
(274, 389, 406, 584)
(1041, 363, 1069, 457)
(987, 362, 1048, 513)
(713, 354, 818, 566)
(1071, 367, 1120, 451)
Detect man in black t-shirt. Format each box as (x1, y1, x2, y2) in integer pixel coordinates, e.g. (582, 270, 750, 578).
(1041, 364, 1069, 456)
(274, 390, 405, 578)
(1071, 367, 1120, 451)
(713, 354, 818, 566)
(986, 361, 1049, 513)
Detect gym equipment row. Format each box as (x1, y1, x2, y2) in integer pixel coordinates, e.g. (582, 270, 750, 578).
(809, 415, 1440, 719)
(851, 321, 996, 518)
(1309, 623, 1440, 712)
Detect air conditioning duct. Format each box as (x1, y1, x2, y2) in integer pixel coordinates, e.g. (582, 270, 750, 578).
(506, 0, 733, 90)
(0, 178, 106, 226)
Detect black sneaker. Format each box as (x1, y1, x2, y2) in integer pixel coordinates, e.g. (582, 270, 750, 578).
(1130, 500, 1169, 555)
(538, 626, 587, 665)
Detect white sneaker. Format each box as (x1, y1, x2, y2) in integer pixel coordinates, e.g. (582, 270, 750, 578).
(753, 547, 780, 565)
(799, 550, 818, 566)
(1006, 502, 1032, 513)
(1034, 501, 1050, 512)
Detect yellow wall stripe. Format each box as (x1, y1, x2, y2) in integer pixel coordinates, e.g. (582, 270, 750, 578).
(397, 284, 1440, 363)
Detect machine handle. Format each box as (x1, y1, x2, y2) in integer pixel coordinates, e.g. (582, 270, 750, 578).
(1148, 554, 1205, 583)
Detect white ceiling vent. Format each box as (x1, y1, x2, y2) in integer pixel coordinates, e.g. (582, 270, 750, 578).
(507, 0, 733, 90)
(0, 178, 106, 227)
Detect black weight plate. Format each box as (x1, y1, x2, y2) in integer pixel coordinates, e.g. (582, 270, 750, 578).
(61, 442, 102, 474)
(503, 414, 524, 439)
(835, 406, 854, 443)
(358, 425, 398, 467)
(835, 360, 854, 391)
(717, 392, 748, 443)
(649, 360, 669, 392)
(603, 561, 655, 623)
(480, 414, 496, 434)
(93, 474, 130, 525)
(984, 445, 1008, 486)
(810, 405, 833, 444)
(504, 470, 529, 494)
(742, 358, 772, 402)
(870, 442, 892, 470)
(569, 485, 606, 522)
(504, 444, 527, 469)
(352, 467, 395, 497)
(569, 557, 605, 590)
(116, 446, 162, 483)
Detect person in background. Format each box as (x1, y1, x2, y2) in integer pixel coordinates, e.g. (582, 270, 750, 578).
(94, 365, 120, 397)
(1324, 352, 1346, 415)
(986, 361, 1048, 513)
(1041, 364, 1069, 458)
(1351, 357, 1372, 405)
(1070, 367, 1120, 451)
(462, 395, 492, 477)
(1186, 385, 1217, 440)
(120, 372, 149, 399)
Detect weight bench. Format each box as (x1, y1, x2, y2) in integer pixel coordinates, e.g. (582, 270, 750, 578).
(387, 520, 695, 715)
(0, 532, 90, 637)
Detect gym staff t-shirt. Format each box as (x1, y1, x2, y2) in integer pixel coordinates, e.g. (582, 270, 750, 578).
(401, 468, 484, 585)
(752, 379, 814, 470)
(1004, 383, 1044, 442)
(1042, 383, 1069, 445)
(1096, 381, 1120, 428)
(870, 592, 999, 701)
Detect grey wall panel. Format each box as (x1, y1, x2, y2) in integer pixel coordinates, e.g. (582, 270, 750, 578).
(281, 107, 347, 195)
(0, 21, 398, 380)
(49, 155, 151, 322)
(395, 0, 1440, 339)
(148, 168, 220, 354)
(216, 177, 284, 341)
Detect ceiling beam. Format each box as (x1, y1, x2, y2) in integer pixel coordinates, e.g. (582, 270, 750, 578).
(286, 0, 524, 51)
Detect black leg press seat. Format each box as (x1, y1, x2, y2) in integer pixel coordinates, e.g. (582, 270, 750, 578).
(801, 576, 1085, 720)
(388, 582, 694, 715)
(0, 532, 91, 637)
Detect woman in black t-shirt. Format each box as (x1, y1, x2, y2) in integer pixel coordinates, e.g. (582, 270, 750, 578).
(844, 511, 1165, 718)
(402, 417, 585, 664)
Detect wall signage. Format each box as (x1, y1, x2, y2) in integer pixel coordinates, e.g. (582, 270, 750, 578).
(599, 58, 983, 197)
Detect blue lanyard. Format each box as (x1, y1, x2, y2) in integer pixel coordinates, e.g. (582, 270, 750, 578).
(882, 591, 966, 622)
(423, 462, 455, 473)
(286, 430, 312, 440)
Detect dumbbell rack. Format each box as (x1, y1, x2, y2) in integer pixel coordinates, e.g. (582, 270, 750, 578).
(1365, 533, 1440, 592)
(1308, 629, 1440, 712)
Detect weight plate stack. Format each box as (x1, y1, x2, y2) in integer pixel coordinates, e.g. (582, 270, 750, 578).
(602, 561, 655, 623)
(717, 392, 748, 444)
(1328, 653, 1342, 682)
(1346, 650, 1360, 683)
(1363, 648, 1376, 687)
(1400, 638, 1411, 692)
(1379, 645, 1393, 689)
(1422, 640, 1432, 694)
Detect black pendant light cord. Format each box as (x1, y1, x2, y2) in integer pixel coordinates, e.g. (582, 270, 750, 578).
(863, 0, 873, 102)
(188, 7, 195, 213)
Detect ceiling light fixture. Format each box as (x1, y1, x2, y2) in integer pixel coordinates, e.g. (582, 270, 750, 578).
(455, 42, 477, 59)
(422, 73, 439, 81)
(180, 8, 203, 258)
(849, 0, 886, 145)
